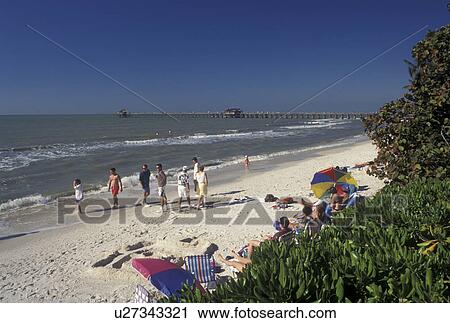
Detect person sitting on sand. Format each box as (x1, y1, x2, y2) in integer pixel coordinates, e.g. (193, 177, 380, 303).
(196, 165, 208, 210)
(274, 217, 298, 232)
(73, 178, 83, 214)
(216, 217, 292, 272)
(155, 163, 168, 211)
(216, 251, 251, 273)
(107, 168, 123, 209)
(177, 166, 191, 209)
(245, 217, 291, 258)
(307, 203, 326, 236)
(330, 187, 345, 212)
(139, 164, 151, 206)
(315, 203, 330, 224)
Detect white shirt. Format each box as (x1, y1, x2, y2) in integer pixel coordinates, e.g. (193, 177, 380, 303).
(196, 171, 207, 184)
(177, 172, 189, 187)
(193, 162, 199, 180)
(74, 184, 83, 201)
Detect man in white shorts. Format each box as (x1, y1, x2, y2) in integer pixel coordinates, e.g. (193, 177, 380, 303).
(177, 166, 191, 209)
(155, 163, 168, 211)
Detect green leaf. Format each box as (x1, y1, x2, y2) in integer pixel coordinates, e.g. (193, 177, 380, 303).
(279, 261, 287, 288)
(336, 277, 344, 302)
(426, 268, 432, 290)
(296, 280, 306, 299)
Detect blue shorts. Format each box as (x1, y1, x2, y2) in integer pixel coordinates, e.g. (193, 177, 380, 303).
(143, 185, 150, 193)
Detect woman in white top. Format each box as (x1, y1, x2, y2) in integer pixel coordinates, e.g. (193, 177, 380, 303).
(196, 165, 208, 210)
(73, 178, 83, 214)
(192, 157, 199, 195)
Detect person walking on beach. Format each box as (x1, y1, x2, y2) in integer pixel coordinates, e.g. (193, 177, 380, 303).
(108, 168, 123, 209)
(177, 166, 191, 210)
(73, 178, 83, 214)
(192, 157, 200, 195)
(196, 165, 208, 210)
(155, 163, 168, 211)
(139, 164, 151, 206)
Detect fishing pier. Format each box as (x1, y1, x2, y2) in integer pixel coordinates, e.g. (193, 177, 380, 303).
(124, 111, 370, 120)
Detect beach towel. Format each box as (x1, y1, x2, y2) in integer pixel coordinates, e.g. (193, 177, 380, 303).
(272, 203, 291, 209)
(279, 197, 294, 204)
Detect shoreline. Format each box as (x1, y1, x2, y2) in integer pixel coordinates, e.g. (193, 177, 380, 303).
(0, 116, 363, 206)
(0, 139, 384, 302)
(0, 134, 367, 237)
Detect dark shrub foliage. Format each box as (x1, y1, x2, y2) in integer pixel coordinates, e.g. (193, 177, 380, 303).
(164, 179, 449, 302)
(363, 25, 450, 184)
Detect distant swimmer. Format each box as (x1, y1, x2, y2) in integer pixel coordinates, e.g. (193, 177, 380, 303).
(155, 131, 159, 136)
(244, 155, 250, 167)
(168, 129, 172, 135)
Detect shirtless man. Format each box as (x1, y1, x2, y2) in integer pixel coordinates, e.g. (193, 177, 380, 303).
(155, 163, 168, 211)
(108, 168, 123, 209)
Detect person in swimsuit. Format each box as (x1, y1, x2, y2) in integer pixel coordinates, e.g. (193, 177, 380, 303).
(108, 168, 123, 209)
(155, 163, 168, 211)
(244, 155, 250, 167)
(216, 217, 291, 272)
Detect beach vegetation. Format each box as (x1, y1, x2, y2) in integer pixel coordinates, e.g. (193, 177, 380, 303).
(363, 25, 450, 184)
(165, 178, 450, 302)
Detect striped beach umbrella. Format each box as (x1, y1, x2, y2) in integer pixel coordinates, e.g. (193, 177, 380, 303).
(310, 167, 358, 199)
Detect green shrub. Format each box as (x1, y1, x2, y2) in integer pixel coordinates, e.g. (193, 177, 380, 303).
(336, 178, 450, 247)
(165, 179, 450, 302)
(363, 25, 450, 184)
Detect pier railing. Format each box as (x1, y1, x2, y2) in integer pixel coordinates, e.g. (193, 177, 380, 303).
(124, 112, 371, 119)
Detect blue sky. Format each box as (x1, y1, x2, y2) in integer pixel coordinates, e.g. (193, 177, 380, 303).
(0, 0, 448, 114)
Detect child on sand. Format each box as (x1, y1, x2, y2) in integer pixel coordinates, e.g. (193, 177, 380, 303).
(73, 178, 83, 214)
(107, 168, 123, 209)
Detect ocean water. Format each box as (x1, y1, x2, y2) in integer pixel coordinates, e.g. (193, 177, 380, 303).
(0, 114, 365, 212)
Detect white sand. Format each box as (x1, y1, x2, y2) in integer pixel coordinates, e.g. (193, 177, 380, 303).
(0, 140, 384, 302)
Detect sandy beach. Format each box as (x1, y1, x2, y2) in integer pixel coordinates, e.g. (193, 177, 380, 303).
(0, 140, 384, 302)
